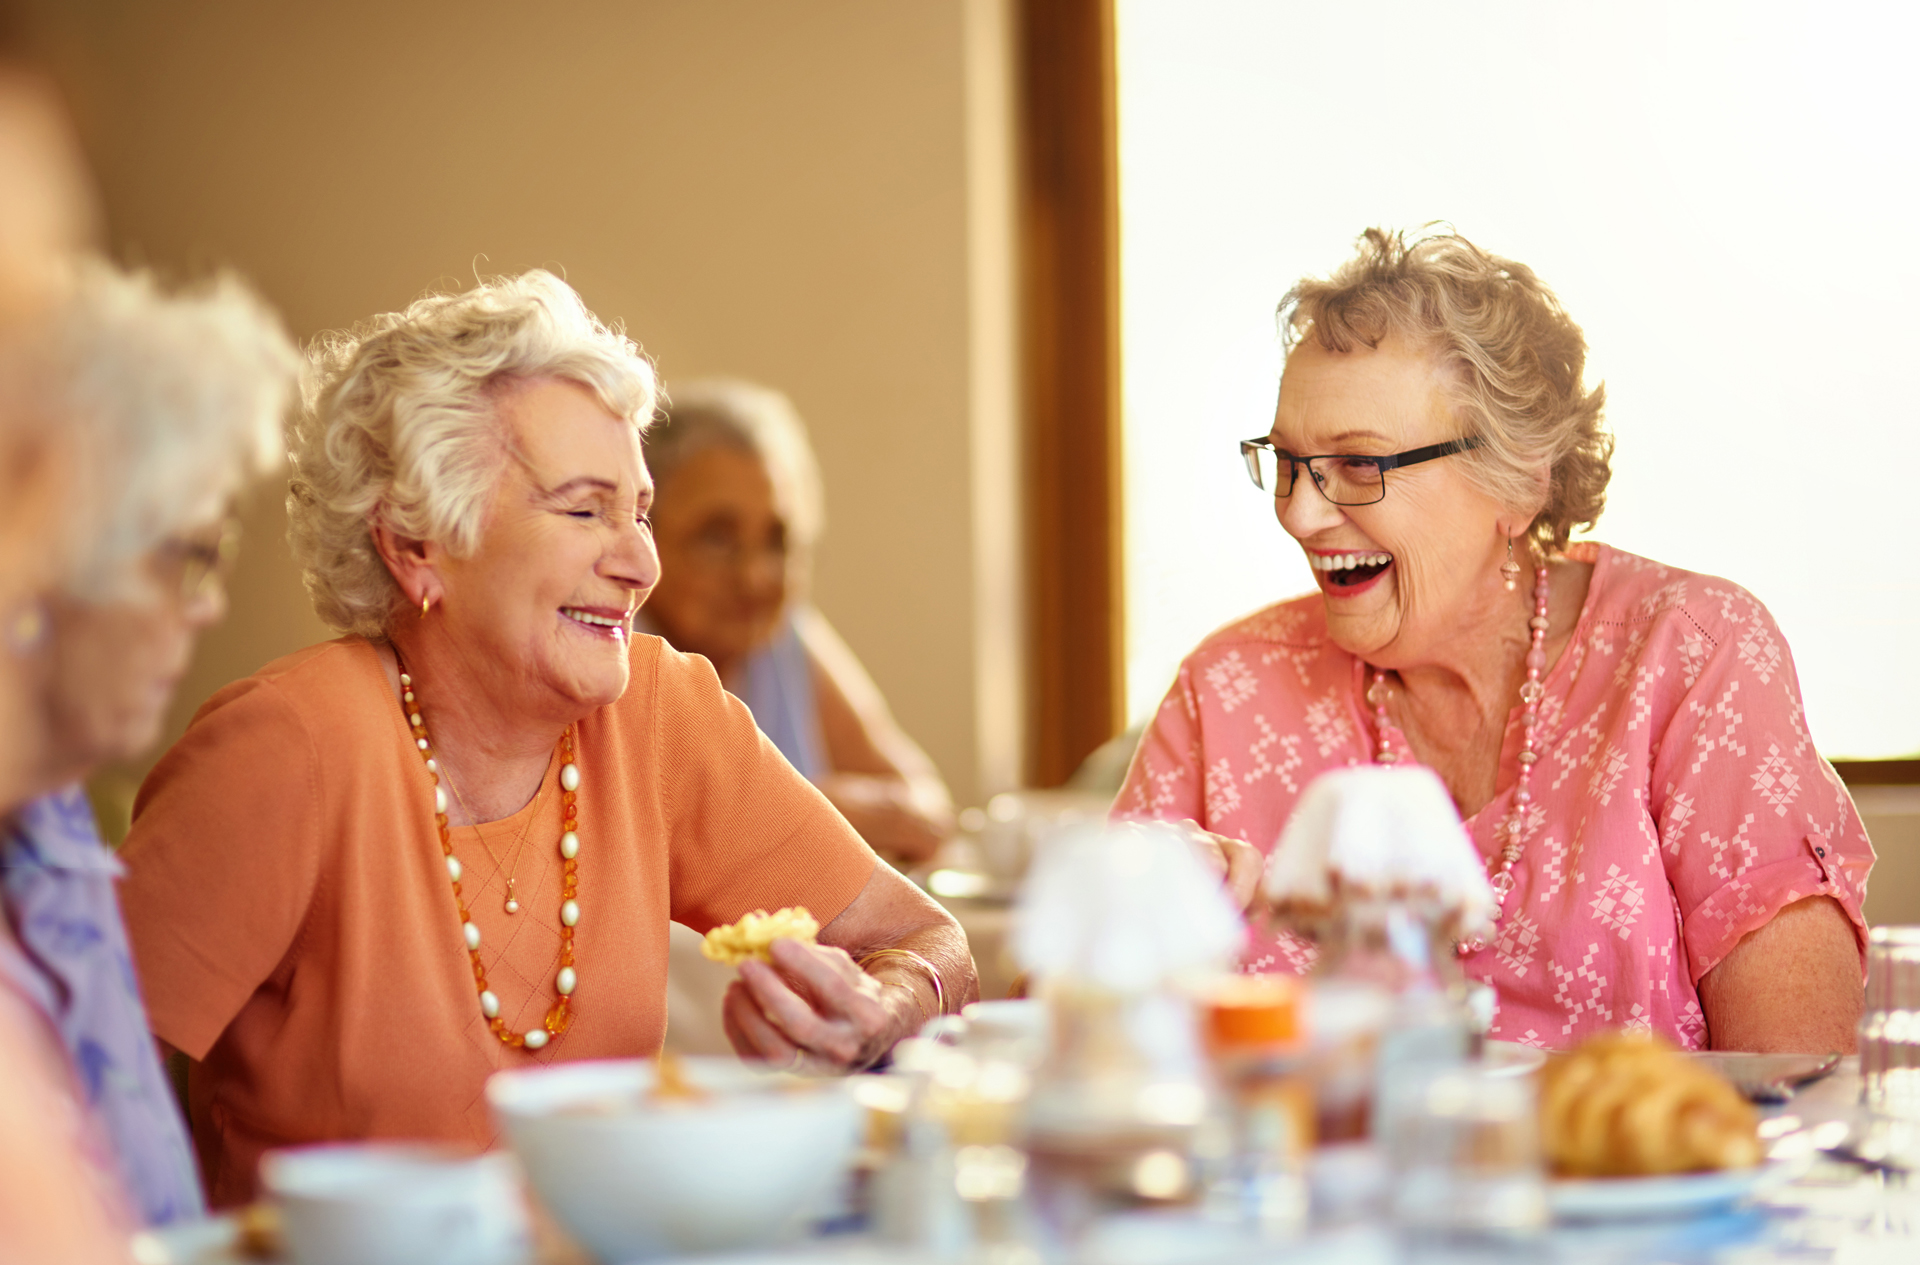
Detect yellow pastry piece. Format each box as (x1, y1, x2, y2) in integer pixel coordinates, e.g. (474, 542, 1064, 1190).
(648, 1051, 710, 1105)
(1541, 1030, 1762, 1177)
(700, 906, 820, 965)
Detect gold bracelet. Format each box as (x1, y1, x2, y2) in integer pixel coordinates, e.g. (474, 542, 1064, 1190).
(856, 947, 945, 1017)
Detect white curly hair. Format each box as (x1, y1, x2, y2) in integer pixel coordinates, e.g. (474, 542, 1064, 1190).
(59, 260, 295, 603)
(288, 270, 657, 639)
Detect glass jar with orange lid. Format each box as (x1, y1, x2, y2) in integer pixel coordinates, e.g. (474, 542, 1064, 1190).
(1200, 974, 1311, 1237)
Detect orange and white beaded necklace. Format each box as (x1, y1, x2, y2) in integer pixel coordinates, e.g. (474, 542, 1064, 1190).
(398, 665, 581, 1051)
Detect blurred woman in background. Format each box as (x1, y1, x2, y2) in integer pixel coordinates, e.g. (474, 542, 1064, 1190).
(642, 380, 954, 863)
(2, 261, 295, 1226)
(643, 382, 957, 1056)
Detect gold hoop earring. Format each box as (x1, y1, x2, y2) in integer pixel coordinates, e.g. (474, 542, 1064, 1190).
(4, 602, 48, 655)
(420, 595, 431, 619)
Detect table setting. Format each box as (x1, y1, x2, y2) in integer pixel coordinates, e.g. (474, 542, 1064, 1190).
(132, 770, 1920, 1265)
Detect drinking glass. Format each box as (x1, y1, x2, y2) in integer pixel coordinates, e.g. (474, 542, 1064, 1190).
(1378, 1061, 1547, 1262)
(1861, 925, 1920, 1119)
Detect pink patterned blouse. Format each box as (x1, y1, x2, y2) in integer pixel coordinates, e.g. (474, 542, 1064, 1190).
(1117, 543, 1872, 1049)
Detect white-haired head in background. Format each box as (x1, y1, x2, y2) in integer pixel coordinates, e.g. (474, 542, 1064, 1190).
(649, 378, 825, 556)
(289, 269, 657, 639)
(34, 259, 296, 785)
(59, 260, 291, 602)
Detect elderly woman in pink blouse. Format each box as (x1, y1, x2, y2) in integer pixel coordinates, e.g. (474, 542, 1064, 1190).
(1119, 227, 1870, 1054)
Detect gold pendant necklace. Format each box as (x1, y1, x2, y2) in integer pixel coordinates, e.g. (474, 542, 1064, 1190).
(437, 758, 551, 916)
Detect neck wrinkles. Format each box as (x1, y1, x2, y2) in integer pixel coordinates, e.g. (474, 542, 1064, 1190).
(377, 630, 568, 826)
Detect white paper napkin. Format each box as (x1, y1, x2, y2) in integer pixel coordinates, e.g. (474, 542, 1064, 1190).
(1263, 765, 1496, 932)
(1012, 820, 1245, 992)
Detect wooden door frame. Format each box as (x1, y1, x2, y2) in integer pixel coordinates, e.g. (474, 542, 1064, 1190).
(1017, 0, 1124, 787)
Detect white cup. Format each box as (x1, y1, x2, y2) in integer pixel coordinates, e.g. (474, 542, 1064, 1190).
(977, 789, 1112, 881)
(261, 1143, 530, 1265)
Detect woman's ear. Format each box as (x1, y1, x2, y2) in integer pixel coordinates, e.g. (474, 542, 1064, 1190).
(369, 516, 443, 609)
(1496, 463, 1552, 542)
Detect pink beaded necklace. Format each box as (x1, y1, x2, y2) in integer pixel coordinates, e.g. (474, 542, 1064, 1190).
(1367, 560, 1551, 955)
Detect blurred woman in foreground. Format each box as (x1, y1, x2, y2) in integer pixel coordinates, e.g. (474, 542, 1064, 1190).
(0, 48, 151, 1265)
(2, 263, 294, 1227)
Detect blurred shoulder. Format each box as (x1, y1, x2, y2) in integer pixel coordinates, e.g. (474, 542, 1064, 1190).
(132, 640, 386, 825)
(1158, 593, 1345, 712)
(1185, 593, 1331, 659)
(1582, 542, 1786, 647)
(181, 636, 385, 739)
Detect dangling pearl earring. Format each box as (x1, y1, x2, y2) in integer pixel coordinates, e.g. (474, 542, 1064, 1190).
(1500, 536, 1522, 592)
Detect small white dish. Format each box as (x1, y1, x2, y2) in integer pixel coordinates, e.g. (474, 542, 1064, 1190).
(130, 1215, 243, 1265)
(1482, 1038, 1549, 1078)
(1549, 1160, 1792, 1221)
(261, 1143, 529, 1265)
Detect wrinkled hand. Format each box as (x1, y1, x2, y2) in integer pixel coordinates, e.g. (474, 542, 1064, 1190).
(1173, 818, 1265, 913)
(721, 937, 916, 1072)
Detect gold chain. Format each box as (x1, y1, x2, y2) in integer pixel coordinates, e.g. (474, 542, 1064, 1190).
(435, 750, 553, 915)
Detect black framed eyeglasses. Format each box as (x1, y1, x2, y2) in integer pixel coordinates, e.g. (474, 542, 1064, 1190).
(1238, 435, 1484, 506)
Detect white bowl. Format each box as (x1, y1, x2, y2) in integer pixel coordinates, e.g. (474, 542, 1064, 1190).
(486, 1058, 862, 1261)
(260, 1143, 529, 1265)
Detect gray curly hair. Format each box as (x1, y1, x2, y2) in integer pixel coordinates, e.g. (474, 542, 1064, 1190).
(288, 270, 656, 638)
(60, 260, 294, 602)
(649, 378, 825, 551)
(1280, 227, 1613, 553)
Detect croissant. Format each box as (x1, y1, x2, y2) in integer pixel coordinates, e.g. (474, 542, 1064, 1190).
(1540, 1031, 1761, 1177)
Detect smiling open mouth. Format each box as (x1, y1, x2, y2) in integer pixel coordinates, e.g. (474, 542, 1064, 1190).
(1313, 551, 1393, 588)
(561, 606, 630, 637)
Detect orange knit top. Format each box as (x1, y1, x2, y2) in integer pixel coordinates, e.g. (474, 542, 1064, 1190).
(119, 635, 878, 1206)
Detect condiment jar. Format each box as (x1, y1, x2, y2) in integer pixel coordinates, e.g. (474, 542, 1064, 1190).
(1199, 975, 1311, 1237)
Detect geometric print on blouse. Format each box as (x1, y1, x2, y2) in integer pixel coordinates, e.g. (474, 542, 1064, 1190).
(1116, 542, 1872, 1051)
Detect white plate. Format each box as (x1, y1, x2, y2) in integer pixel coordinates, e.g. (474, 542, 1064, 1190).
(1483, 1038, 1548, 1078)
(1550, 1161, 1792, 1221)
(130, 1215, 243, 1265)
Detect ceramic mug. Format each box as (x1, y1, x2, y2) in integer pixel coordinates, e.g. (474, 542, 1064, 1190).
(261, 1143, 530, 1265)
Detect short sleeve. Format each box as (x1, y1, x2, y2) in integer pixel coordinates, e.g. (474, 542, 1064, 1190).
(119, 681, 324, 1060)
(1115, 665, 1205, 824)
(1650, 592, 1872, 984)
(653, 648, 878, 935)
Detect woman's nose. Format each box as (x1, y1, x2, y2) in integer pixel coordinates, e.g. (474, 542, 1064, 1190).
(1275, 483, 1346, 539)
(741, 546, 785, 594)
(607, 520, 660, 592)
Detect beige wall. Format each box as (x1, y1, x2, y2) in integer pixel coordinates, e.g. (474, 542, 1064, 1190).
(1861, 787, 1920, 929)
(35, 0, 1016, 812)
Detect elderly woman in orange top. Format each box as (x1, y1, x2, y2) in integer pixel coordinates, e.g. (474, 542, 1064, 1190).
(118, 271, 976, 1206)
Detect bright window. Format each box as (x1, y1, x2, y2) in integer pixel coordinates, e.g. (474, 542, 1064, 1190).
(1117, 0, 1920, 758)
